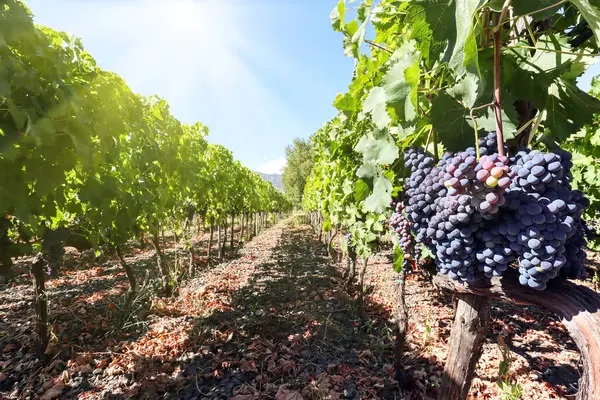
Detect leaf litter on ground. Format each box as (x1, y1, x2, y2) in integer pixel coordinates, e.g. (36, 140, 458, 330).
(0, 219, 596, 399)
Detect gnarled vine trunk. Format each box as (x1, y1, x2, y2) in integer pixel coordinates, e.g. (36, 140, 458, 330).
(394, 268, 409, 384)
(217, 224, 223, 261)
(434, 271, 600, 400)
(358, 257, 368, 296)
(327, 227, 338, 258)
(0, 218, 14, 284)
(31, 255, 48, 361)
(42, 228, 65, 278)
(438, 294, 492, 400)
(345, 254, 357, 290)
(116, 247, 136, 303)
(239, 213, 245, 245)
(230, 214, 235, 249)
(207, 224, 214, 260)
(151, 233, 172, 297)
(223, 220, 228, 251)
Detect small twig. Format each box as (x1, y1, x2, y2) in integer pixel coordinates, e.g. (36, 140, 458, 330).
(498, 0, 513, 29)
(424, 125, 434, 151)
(364, 39, 393, 54)
(523, 17, 537, 47)
(469, 102, 495, 159)
(506, 44, 600, 57)
(500, 0, 567, 26)
(526, 110, 545, 145)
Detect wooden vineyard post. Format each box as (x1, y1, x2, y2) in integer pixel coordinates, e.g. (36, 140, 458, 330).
(438, 294, 492, 399)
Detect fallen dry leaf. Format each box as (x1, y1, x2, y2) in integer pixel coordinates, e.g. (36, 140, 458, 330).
(40, 380, 65, 400)
(275, 387, 304, 400)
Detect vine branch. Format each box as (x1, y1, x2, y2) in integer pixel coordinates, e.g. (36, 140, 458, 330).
(469, 102, 494, 159)
(493, 0, 512, 157)
(506, 45, 600, 57)
(364, 39, 392, 54)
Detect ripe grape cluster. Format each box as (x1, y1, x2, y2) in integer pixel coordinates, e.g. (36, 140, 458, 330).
(397, 135, 589, 290)
(389, 199, 417, 269)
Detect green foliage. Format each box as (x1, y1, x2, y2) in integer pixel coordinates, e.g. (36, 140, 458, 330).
(393, 244, 404, 272)
(302, 0, 600, 259)
(281, 138, 314, 208)
(0, 0, 291, 257)
(562, 75, 600, 248)
(497, 336, 524, 400)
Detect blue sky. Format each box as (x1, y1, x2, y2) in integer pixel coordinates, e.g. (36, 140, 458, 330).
(26, 0, 600, 174)
(26, 0, 355, 174)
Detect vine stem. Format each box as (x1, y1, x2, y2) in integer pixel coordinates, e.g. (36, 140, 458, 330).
(364, 39, 392, 54)
(507, 45, 600, 57)
(469, 102, 494, 160)
(493, 0, 512, 157)
(424, 125, 434, 150)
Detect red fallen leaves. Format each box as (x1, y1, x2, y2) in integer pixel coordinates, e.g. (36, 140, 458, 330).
(266, 352, 298, 377)
(2, 343, 18, 353)
(275, 387, 304, 400)
(39, 379, 65, 400)
(240, 358, 258, 373)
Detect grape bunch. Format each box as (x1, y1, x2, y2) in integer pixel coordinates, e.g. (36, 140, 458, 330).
(402, 148, 441, 243)
(389, 201, 415, 256)
(397, 139, 590, 290)
(501, 150, 590, 289)
(343, 232, 357, 260)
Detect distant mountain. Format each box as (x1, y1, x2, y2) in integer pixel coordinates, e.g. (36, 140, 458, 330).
(258, 173, 283, 191)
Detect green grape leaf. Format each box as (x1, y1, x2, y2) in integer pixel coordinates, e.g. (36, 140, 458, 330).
(354, 179, 370, 201)
(411, 0, 485, 75)
(447, 73, 481, 108)
(330, 0, 346, 31)
(363, 174, 393, 213)
(358, 0, 373, 23)
(362, 86, 392, 128)
(590, 127, 600, 146)
(355, 133, 399, 166)
(430, 91, 474, 151)
(472, 90, 519, 140)
(357, 161, 378, 178)
(543, 79, 600, 142)
(334, 92, 358, 114)
(382, 42, 421, 121)
(393, 244, 404, 272)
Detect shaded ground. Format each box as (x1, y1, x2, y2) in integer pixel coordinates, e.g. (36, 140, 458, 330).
(0, 218, 594, 399)
(361, 250, 584, 400)
(0, 220, 398, 400)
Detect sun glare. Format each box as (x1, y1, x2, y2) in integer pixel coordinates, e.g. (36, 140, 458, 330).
(154, 0, 233, 40)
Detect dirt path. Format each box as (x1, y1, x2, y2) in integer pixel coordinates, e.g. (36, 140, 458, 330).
(0, 219, 398, 400)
